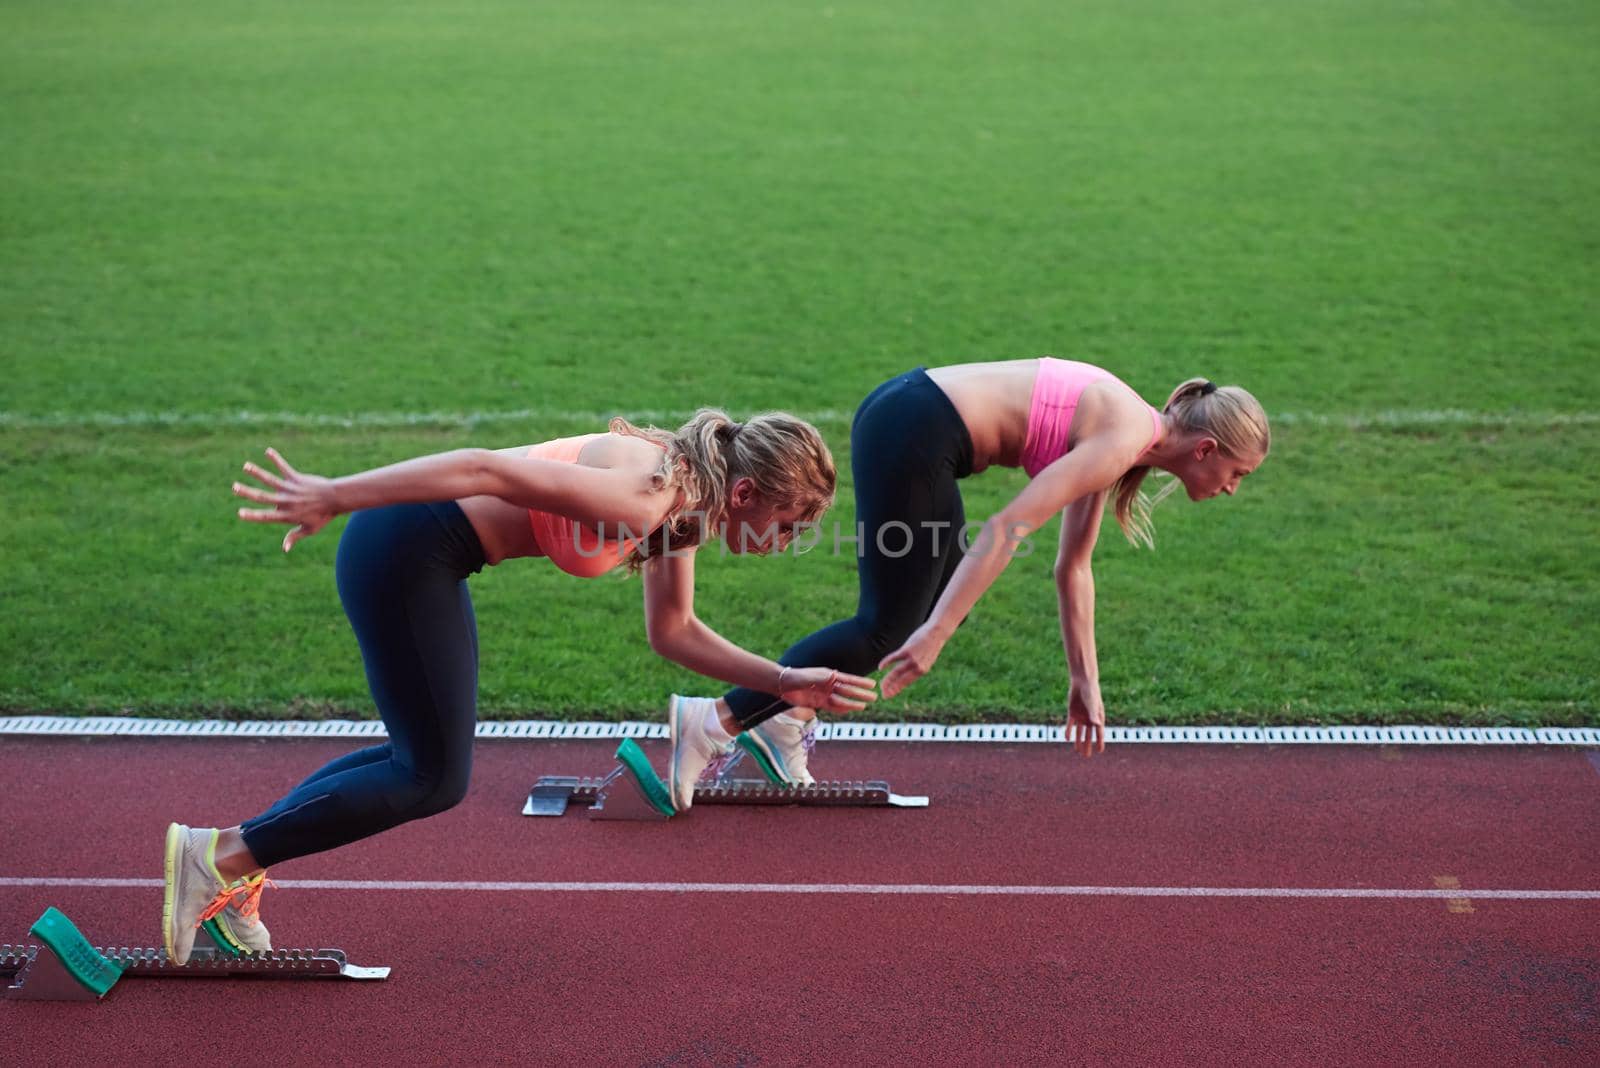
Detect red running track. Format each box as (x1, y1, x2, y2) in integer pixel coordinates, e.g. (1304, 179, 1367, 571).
(2, 736, 1597, 1065)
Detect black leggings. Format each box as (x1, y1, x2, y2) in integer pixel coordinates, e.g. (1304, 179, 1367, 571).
(724, 367, 974, 727)
(240, 501, 485, 868)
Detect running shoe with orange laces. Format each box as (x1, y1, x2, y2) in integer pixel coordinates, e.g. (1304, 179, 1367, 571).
(163, 823, 274, 964)
(207, 870, 274, 955)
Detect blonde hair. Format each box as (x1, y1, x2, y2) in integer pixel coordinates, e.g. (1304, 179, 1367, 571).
(608, 408, 836, 570)
(1111, 379, 1270, 549)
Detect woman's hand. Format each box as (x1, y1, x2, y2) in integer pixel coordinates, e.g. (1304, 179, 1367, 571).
(233, 447, 339, 552)
(1067, 681, 1106, 757)
(778, 667, 877, 713)
(877, 622, 949, 699)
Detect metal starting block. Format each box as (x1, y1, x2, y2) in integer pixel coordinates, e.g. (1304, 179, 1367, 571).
(523, 737, 929, 819)
(3, 907, 388, 1001)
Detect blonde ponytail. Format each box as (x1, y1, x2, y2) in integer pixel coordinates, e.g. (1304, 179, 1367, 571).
(609, 408, 836, 569)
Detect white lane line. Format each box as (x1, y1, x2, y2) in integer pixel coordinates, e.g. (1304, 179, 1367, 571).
(2, 717, 1595, 746)
(2, 877, 1597, 899)
(2, 408, 1597, 432)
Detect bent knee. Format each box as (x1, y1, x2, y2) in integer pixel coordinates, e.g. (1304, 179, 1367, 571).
(392, 760, 472, 820)
(401, 779, 469, 820)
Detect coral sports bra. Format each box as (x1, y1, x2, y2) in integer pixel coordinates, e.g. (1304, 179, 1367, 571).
(524, 434, 661, 578)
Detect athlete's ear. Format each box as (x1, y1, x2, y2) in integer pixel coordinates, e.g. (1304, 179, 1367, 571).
(1193, 437, 1219, 462)
(728, 476, 758, 508)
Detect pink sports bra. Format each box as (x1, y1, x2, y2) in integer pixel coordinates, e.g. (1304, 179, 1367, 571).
(525, 434, 657, 578)
(1019, 358, 1163, 477)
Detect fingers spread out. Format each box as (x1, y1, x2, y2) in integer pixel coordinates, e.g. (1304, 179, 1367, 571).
(265, 447, 299, 479)
(242, 461, 287, 490)
(232, 482, 282, 506)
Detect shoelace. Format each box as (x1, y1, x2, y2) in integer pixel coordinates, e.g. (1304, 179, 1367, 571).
(197, 871, 275, 927)
(707, 719, 819, 781)
(700, 747, 738, 782)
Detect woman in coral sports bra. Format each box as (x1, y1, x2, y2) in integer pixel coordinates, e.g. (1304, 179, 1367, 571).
(666, 359, 1269, 808)
(158, 410, 875, 966)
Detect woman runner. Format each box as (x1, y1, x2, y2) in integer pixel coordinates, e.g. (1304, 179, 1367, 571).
(665, 359, 1268, 808)
(162, 410, 876, 964)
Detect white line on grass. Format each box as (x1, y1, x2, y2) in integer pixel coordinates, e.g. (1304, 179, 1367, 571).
(1, 876, 1597, 900)
(0, 408, 858, 430)
(3, 408, 1597, 432)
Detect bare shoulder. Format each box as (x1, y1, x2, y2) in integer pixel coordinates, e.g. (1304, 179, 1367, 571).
(577, 432, 667, 473)
(485, 434, 663, 472)
(1073, 380, 1157, 451)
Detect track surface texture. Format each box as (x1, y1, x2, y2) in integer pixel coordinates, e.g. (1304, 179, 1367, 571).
(3, 736, 1597, 1065)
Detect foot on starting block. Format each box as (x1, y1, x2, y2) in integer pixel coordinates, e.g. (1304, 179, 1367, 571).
(2, 908, 390, 1001)
(200, 917, 243, 958)
(522, 738, 929, 820)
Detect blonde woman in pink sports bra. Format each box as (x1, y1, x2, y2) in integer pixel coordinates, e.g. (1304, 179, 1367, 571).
(156, 410, 875, 966)
(667, 358, 1270, 808)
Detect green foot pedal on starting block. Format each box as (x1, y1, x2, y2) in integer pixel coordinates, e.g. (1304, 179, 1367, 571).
(3, 908, 122, 1000)
(519, 738, 677, 819)
(596, 738, 677, 819)
(3, 910, 391, 1000)
(200, 918, 244, 957)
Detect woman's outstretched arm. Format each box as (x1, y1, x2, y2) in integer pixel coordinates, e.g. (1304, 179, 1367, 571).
(233, 446, 665, 551)
(641, 549, 876, 713)
(1056, 491, 1108, 757)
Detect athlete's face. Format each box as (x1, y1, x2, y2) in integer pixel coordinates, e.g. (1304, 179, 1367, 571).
(1176, 439, 1265, 501)
(723, 478, 811, 554)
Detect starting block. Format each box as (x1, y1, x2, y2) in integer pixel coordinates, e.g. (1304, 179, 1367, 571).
(522, 737, 929, 819)
(2, 907, 388, 1001)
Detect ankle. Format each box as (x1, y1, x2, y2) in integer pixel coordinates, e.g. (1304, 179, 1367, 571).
(714, 699, 741, 736)
(212, 828, 263, 884)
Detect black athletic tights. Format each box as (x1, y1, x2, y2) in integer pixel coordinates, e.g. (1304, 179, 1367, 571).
(724, 367, 974, 727)
(240, 501, 484, 868)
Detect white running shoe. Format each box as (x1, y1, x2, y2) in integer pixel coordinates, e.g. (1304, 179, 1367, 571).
(668, 695, 732, 811)
(737, 712, 818, 787)
(163, 823, 273, 964)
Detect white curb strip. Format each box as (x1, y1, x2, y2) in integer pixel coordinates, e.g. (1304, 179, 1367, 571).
(0, 717, 1594, 746)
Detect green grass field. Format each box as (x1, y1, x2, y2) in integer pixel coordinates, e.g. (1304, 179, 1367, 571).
(3, 1, 1597, 724)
